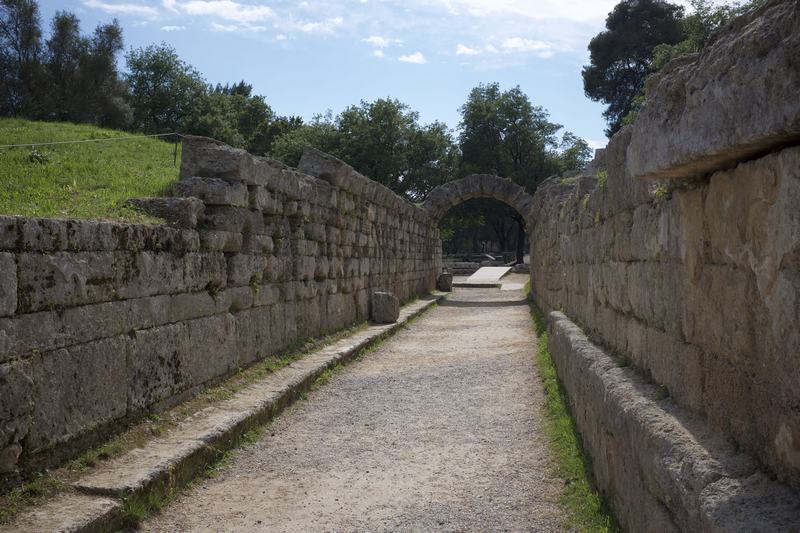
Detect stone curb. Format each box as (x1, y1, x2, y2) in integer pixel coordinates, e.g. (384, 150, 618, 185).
(5, 294, 442, 533)
(547, 311, 800, 532)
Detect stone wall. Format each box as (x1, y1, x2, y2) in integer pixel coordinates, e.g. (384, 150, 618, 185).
(529, 0, 800, 525)
(0, 138, 440, 483)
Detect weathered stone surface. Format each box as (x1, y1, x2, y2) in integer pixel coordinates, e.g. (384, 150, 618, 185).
(0, 252, 16, 317)
(298, 146, 354, 188)
(370, 291, 399, 324)
(27, 337, 128, 453)
(7, 492, 121, 533)
(436, 272, 453, 292)
(126, 197, 205, 228)
(180, 135, 256, 183)
(0, 361, 32, 473)
(626, 0, 800, 180)
(547, 311, 800, 533)
(423, 174, 534, 223)
(173, 177, 248, 207)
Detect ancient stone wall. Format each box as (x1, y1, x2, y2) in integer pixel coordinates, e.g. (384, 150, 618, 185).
(0, 138, 440, 483)
(530, 0, 800, 527)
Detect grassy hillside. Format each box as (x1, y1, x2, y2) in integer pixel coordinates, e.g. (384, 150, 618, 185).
(0, 118, 180, 223)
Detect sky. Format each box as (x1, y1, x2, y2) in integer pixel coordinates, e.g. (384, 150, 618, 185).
(37, 0, 705, 150)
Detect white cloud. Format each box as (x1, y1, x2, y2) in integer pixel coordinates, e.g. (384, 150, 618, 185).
(297, 16, 343, 34)
(399, 51, 426, 64)
(456, 43, 480, 56)
(363, 35, 390, 48)
(373, 49, 385, 58)
(436, 0, 618, 23)
(275, 33, 288, 41)
(163, 0, 274, 24)
(501, 37, 554, 57)
(160, 25, 186, 31)
(82, 0, 159, 18)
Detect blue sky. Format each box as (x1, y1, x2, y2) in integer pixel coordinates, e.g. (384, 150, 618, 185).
(38, 0, 702, 149)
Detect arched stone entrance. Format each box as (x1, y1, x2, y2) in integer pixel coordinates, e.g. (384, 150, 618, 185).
(422, 174, 536, 264)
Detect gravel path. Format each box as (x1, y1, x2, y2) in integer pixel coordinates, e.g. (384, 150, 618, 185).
(141, 281, 566, 532)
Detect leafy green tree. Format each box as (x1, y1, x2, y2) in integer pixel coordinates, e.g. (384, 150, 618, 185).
(582, 0, 684, 137)
(0, 0, 43, 116)
(457, 83, 570, 262)
(126, 43, 206, 133)
(270, 113, 342, 167)
(459, 83, 562, 191)
(270, 99, 458, 201)
(650, 0, 766, 71)
(558, 132, 593, 173)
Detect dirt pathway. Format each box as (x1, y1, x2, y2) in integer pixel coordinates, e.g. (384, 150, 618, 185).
(141, 280, 566, 531)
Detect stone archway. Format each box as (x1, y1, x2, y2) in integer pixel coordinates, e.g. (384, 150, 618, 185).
(422, 174, 536, 264)
(422, 174, 535, 224)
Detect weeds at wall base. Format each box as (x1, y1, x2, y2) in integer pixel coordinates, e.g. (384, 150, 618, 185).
(527, 298, 620, 533)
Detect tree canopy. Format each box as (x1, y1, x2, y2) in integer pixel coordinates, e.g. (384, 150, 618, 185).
(582, 0, 684, 137)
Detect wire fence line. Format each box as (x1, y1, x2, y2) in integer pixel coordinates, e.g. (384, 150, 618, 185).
(0, 131, 185, 165)
(0, 132, 183, 150)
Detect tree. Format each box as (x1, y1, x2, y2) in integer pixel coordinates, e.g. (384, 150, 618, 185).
(459, 83, 562, 191)
(558, 132, 593, 173)
(269, 99, 459, 201)
(650, 0, 766, 71)
(458, 83, 566, 262)
(126, 43, 206, 133)
(0, 0, 43, 116)
(582, 0, 684, 137)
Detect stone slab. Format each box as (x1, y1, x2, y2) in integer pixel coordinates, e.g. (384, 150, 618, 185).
(465, 266, 512, 283)
(625, 0, 800, 181)
(547, 311, 800, 533)
(3, 492, 121, 533)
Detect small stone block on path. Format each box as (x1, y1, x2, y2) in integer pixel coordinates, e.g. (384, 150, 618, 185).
(370, 291, 399, 324)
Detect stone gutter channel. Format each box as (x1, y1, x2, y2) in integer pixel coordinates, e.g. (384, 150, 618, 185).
(5, 295, 443, 533)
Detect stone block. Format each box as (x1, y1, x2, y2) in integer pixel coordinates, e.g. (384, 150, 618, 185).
(174, 177, 248, 207)
(0, 253, 16, 317)
(0, 216, 17, 250)
(128, 323, 189, 411)
(625, 1, 800, 181)
(126, 197, 204, 228)
(298, 146, 354, 188)
(436, 272, 453, 292)
(0, 360, 33, 473)
(235, 306, 272, 366)
(28, 337, 128, 453)
(180, 136, 256, 184)
(370, 291, 399, 324)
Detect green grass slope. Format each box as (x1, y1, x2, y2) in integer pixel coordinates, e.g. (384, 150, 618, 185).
(0, 118, 180, 223)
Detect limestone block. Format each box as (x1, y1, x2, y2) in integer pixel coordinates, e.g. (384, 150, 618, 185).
(235, 307, 272, 366)
(126, 197, 204, 228)
(626, 1, 800, 180)
(180, 136, 256, 184)
(184, 314, 237, 385)
(436, 272, 453, 292)
(370, 291, 399, 324)
(298, 146, 354, 188)
(0, 216, 17, 250)
(249, 187, 281, 214)
(226, 254, 268, 287)
(174, 177, 248, 207)
(0, 253, 16, 317)
(199, 230, 243, 252)
(128, 323, 189, 411)
(200, 206, 260, 233)
(0, 360, 32, 473)
(27, 337, 128, 452)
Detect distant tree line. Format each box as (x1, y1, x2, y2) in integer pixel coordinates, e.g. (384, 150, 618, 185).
(583, 0, 766, 137)
(1, 0, 594, 256)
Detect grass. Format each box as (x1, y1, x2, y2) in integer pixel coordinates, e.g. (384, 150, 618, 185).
(0, 118, 180, 223)
(525, 286, 620, 532)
